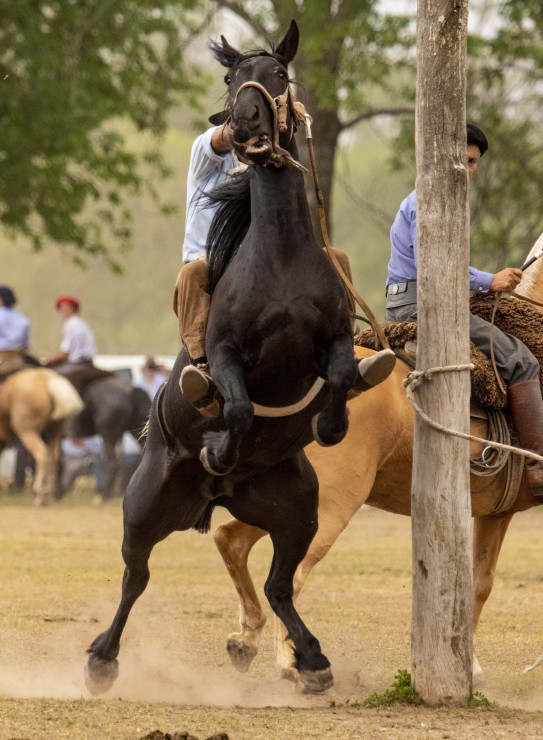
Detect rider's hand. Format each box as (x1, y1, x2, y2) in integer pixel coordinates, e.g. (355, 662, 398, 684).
(490, 267, 522, 293)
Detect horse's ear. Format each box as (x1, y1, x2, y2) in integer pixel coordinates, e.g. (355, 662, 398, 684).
(275, 19, 299, 64)
(210, 34, 242, 68)
(208, 110, 231, 126)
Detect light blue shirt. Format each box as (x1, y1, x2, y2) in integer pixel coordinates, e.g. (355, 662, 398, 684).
(182, 127, 242, 263)
(0, 307, 30, 350)
(387, 189, 493, 293)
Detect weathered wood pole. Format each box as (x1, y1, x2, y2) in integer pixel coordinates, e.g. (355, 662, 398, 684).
(411, 0, 473, 705)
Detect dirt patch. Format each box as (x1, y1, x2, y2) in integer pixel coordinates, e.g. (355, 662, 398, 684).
(1, 489, 543, 738)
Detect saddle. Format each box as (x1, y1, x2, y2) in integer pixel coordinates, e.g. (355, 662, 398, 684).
(356, 293, 543, 411)
(0, 350, 25, 380)
(59, 362, 115, 396)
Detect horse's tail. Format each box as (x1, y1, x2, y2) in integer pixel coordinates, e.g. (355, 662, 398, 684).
(206, 169, 251, 293)
(46, 371, 84, 420)
(192, 501, 215, 534)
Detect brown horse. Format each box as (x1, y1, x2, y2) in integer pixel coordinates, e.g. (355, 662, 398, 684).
(0, 368, 83, 505)
(213, 237, 543, 689)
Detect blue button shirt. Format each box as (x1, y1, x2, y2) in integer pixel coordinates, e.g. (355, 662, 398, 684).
(182, 127, 242, 263)
(387, 189, 493, 293)
(0, 307, 30, 350)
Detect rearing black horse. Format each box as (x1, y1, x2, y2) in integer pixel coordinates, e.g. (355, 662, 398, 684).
(85, 20, 358, 695)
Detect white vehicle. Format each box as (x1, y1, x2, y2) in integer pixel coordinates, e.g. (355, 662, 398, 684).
(93, 354, 176, 384)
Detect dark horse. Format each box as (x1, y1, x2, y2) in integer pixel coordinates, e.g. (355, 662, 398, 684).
(56, 366, 151, 500)
(85, 20, 358, 695)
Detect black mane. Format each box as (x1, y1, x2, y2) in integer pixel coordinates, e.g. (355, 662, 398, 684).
(206, 170, 251, 293)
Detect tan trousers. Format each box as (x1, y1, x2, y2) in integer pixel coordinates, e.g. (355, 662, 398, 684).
(173, 248, 355, 362)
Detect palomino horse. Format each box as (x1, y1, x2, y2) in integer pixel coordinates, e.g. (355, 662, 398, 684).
(85, 20, 361, 695)
(213, 236, 543, 689)
(0, 368, 83, 505)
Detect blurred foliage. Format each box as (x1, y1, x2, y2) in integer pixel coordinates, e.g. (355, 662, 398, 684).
(0, 0, 207, 266)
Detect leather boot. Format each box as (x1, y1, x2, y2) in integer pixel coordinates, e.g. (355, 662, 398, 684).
(349, 348, 397, 398)
(179, 363, 221, 419)
(508, 379, 543, 497)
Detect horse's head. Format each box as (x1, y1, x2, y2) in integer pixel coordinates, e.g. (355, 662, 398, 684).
(209, 20, 300, 167)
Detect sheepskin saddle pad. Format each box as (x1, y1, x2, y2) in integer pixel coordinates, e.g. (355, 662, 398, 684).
(355, 293, 543, 411)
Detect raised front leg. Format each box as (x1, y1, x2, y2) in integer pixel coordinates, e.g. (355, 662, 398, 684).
(201, 346, 254, 476)
(472, 513, 513, 680)
(213, 519, 268, 672)
(312, 334, 358, 447)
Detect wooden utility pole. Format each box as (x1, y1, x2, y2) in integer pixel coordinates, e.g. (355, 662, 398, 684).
(411, 0, 473, 705)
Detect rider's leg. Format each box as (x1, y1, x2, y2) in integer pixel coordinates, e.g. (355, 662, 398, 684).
(470, 312, 543, 497)
(173, 259, 220, 418)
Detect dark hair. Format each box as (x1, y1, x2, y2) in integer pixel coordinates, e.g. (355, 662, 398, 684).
(0, 286, 16, 307)
(467, 123, 488, 156)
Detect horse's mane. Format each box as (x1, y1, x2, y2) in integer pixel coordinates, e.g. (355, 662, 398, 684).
(206, 170, 251, 293)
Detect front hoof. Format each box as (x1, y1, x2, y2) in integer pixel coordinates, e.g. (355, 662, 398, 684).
(200, 447, 232, 476)
(297, 667, 334, 694)
(85, 654, 119, 695)
(311, 413, 348, 448)
(226, 638, 258, 673)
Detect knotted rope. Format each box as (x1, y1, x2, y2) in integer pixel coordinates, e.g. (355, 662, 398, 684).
(404, 363, 543, 464)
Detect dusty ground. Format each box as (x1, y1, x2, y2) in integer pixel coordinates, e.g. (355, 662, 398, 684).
(1, 484, 543, 738)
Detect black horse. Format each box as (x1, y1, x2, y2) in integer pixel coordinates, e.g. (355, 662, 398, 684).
(85, 20, 359, 695)
(56, 366, 151, 500)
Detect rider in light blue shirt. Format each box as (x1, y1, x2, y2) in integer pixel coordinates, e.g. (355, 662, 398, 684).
(387, 189, 493, 293)
(0, 289, 30, 351)
(182, 127, 243, 264)
(0, 285, 31, 377)
(385, 123, 543, 498)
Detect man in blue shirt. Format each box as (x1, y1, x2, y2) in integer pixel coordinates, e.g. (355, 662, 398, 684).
(385, 124, 543, 497)
(0, 285, 30, 377)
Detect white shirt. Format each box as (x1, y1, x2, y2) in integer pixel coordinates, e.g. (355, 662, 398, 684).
(60, 315, 96, 362)
(182, 127, 245, 263)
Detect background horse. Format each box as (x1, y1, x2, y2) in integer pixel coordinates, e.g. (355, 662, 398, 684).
(213, 236, 543, 689)
(57, 367, 151, 501)
(85, 20, 359, 696)
(0, 368, 83, 505)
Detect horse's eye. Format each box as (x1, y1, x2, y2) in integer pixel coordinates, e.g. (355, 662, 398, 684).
(224, 74, 231, 84)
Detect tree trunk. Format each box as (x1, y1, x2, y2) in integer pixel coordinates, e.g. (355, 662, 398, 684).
(411, 0, 473, 705)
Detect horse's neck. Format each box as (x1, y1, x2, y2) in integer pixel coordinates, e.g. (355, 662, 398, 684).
(249, 165, 315, 250)
(515, 232, 543, 306)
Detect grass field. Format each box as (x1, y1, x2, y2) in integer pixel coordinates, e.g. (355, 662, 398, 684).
(1, 485, 543, 739)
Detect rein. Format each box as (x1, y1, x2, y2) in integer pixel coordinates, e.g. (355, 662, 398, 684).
(302, 114, 390, 351)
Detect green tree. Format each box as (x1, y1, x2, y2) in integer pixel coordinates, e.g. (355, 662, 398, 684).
(0, 0, 206, 266)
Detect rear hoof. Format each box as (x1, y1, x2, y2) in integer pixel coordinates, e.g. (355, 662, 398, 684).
(85, 654, 119, 695)
(297, 667, 334, 694)
(226, 638, 258, 673)
(200, 447, 232, 476)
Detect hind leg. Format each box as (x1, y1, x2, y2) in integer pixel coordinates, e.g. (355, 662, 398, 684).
(225, 453, 333, 693)
(85, 417, 203, 694)
(313, 334, 357, 447)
